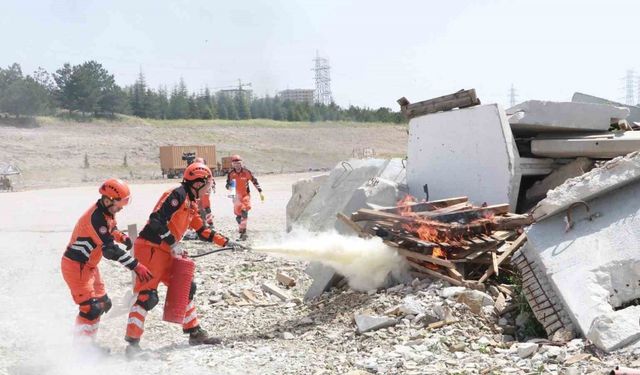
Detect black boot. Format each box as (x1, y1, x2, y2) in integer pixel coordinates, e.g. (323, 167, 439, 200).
(125, 337, 144, 359)
(187, 326, 222, 346)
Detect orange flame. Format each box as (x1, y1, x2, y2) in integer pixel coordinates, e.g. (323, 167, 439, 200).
(397, 195, 417, 216)
(432, 246, 446, 259)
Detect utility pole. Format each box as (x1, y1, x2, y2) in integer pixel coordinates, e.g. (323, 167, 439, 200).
(313, 50, 333, 105)
(508, 84, 518, 107)
(625, 69, 635, 105)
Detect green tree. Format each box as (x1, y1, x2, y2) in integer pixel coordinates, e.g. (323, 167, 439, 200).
(235, 91, 251, 119)
(0, 76, 49, 117)
(168, 78, 189, 119)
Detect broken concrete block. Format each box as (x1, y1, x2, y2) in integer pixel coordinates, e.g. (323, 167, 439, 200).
(261, 282, 292, 302)
(304, 263, 342, 301)
(573, 92, 640, 124)
(276, 272, 296, 288)
(532, 151, 640, 220)
(517, 342, 538, 358)
(526, 157, 594, 202)
(335, 177, 403, 235)
(531, 131, 640, 159)
(440, 286, 466, 299)
(586, 306, 640, 352)
(507, 100, 629, 134)
(525, 165, 640, 351)
(285, 173, 328, 232)
(407, 104, 520, 208)
(454, 290, 494, 314)
(354, 314, 397, 334)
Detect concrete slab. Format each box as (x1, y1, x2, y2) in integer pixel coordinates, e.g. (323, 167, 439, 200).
(294, 158, 388, 231)
(531, 131, 640, 159)
(526, 158, 594, 202)
(507, 100, 629, 134)
(573, 92, 640, 124)
(407, 104, 520, 208)
(525, 175, 640, 351)
(532, 151, 640, 220)
(286, 174, 329, 232)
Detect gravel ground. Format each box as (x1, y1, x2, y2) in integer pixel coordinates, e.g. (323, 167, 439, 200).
(0, 173, 638, 375)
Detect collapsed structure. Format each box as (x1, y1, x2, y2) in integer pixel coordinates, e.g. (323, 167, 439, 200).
(287, 89, 640, 352)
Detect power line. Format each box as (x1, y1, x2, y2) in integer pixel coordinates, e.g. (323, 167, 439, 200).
(508, 84, 518, 107)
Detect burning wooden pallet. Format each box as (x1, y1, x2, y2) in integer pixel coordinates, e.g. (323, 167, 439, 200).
(341, 196, 533, 288)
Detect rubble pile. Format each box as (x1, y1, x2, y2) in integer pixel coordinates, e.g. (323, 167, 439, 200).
(347, 196, 531, 287)
(169, 241, 631, 374)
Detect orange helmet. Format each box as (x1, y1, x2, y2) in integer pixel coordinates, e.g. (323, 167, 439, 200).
(183, 162, 212, 183)
(230, 154, 242, 162)
(99, 178, 131, 207)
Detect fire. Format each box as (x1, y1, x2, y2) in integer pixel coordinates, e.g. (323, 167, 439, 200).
(432, 246, 446, 259)
(397, 195, 417, 216)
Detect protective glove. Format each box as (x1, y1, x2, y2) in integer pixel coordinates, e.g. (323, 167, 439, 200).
(122, 235, 133, 250)
(171, 242, 186, 258)
(226, 239, 246, 251)
(260, 192, 265, 202)
(133, 263, 153, 283)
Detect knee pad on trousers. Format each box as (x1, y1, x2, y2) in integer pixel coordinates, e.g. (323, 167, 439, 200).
(235, 215, 242, 224)
(79, 298, 103, 320)
(241, 210, 248, 219)
(136, 289, 159, 311)
(189, 282, 196, 301)
(97, 294, 112, 314)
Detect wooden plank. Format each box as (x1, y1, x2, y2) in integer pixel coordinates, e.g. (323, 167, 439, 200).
(397, 248, 455, 269)
(491, 249, 499, 277)
(398, 89, 481, 119)
(407, 260, 464, 286)
(376, 196, 469, 214)
(478, 233, 527, 283)
(446, 267, 464, 281)
(337, 212, 370, 238)
(422, 204, 510, 223)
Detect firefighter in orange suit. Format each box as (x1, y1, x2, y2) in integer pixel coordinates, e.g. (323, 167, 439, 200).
(225, 155, 263, 241)
(194, 157, 214, 227)
(124, 162, 244, 357)
(61, 178, 153, 342)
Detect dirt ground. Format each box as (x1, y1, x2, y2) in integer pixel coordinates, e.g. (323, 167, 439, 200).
(0, 118, 407, 190)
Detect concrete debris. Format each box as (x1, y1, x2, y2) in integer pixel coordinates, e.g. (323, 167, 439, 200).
(587, 306, 640, 352)
(354, 314, 398, 334)
(286, 174, 329, 232)
(454, 290, 494, 315)
(506, 100, 629, 134)
(516, 342, 538, 358)
(525, 157, 594, 202)
(276, 271, 296, 287)
(261, 282, 292, 302)
(573, 92, 640, 124)
(532, 151, 640, 220)
(407, 103, 520, 208)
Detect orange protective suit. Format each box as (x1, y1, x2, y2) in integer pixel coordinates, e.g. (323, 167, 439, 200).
(61, 200, 138, 337)
(225, 168, 261, 234)
(125, 184, 228, 343)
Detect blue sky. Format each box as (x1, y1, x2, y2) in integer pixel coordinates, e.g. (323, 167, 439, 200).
(2, 0, 638, 108)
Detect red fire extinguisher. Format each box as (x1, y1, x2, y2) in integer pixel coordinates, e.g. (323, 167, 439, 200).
(163, 256, 196, 324)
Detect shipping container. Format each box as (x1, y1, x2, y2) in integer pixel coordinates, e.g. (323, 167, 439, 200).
(159, 145, 216, 178)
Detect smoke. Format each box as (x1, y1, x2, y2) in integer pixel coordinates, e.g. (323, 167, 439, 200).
(253, 229, 409, 291)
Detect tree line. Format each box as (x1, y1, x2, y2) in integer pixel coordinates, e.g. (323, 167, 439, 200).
(0, 61, 405, 123)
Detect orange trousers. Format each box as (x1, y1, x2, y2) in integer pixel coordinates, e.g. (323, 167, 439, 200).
(233, 194, 251, 231)
(61, 256, 106, 337)
(125, 238, 199, 341)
